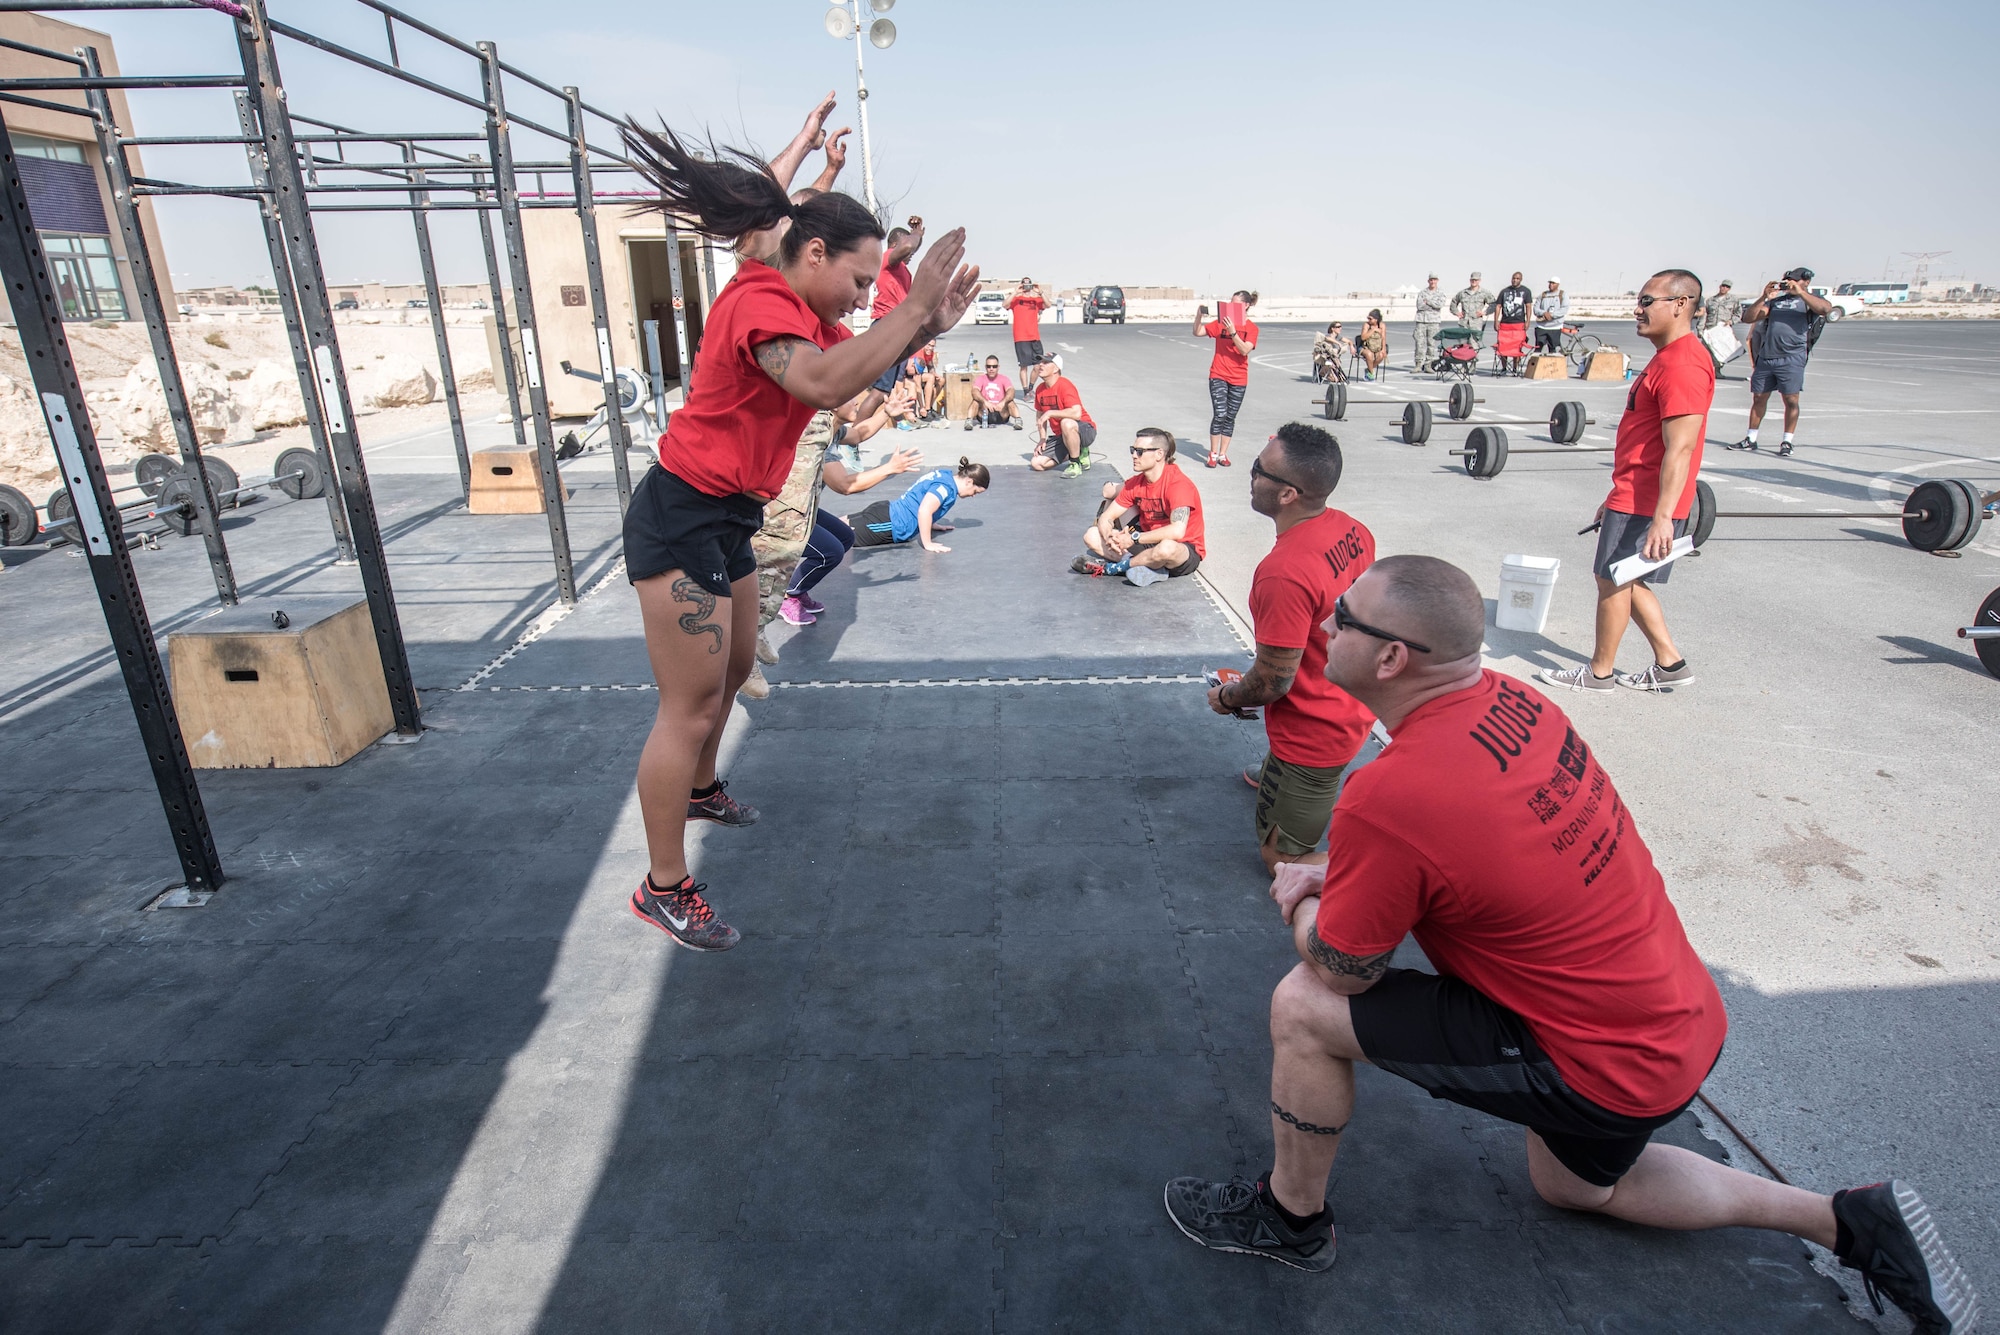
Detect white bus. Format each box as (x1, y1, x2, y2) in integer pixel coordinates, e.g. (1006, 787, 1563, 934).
(1833, 282, 1911, 304)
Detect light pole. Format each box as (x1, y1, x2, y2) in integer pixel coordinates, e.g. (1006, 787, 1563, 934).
(823, 0, 896, 215)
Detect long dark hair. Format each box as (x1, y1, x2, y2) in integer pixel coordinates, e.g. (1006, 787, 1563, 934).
(620, 120, 884, 265)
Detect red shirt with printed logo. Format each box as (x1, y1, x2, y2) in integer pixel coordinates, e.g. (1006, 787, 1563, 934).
(1607, 331, 1713, 520)
(1313, 671, 1726, 1117)
(659, 262, 850, 498)
(1113, 462, 1205, 559)
(1202, 318, 1259, 385)
(1248, 508, 1376, 768)
(1007, 291, 1046, 341)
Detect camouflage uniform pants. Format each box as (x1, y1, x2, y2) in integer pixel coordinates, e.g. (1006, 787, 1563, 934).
(751, 410, 836, 628)
(1413, 322, 1441, 371)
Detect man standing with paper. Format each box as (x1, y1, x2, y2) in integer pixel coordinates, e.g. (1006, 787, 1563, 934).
(1539, 270, 1712, 696)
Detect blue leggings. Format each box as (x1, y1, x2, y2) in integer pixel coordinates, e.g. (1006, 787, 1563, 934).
(789, 511, 854, 595)
(1208, 377, 1248, 437)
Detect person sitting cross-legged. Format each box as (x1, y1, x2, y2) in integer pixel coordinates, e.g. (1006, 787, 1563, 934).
(1070, 428, 1204, 586)
(1161, 555, 1980, 1335)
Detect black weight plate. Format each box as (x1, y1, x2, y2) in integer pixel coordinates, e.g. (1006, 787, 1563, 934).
(1691, 479, 1717, 549)
(202, 456, 240, 509)
(1323, 381, 1347, 421)
(0, 482, 38, 546)
(1448, 382, 1474, 419)
(1974, 586, 2000, 679)
(1548, 400, 1579, 444)
(1946, 478, 1984, 551)
(1904, 480, 1967, 552)
(1469, 425, 1509, 478)
(156, 476, 199, 537)
(46, 487, 74, 524)
(134, 452, 176, 497)
(1401, 400, 1433, 445)
(274, 446, 324, 500)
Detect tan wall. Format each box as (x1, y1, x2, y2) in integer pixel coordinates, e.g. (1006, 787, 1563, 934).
(0, 13, 179, 319)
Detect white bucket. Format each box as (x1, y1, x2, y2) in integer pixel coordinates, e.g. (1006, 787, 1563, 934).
(1496, 554, 1560, 634)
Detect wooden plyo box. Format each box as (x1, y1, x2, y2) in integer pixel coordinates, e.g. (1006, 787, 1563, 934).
(169, 595, 393, 769)
(944, 371, 976, 420)
(468, 446, 569, 515)
(1582, 349, 1628, 381)
(1525, 354, 1569, 380)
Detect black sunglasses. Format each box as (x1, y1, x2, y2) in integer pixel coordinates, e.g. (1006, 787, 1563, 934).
(1332, 594, 1432, 654)
(1634, 293, 1690, 309)
(1250, 457, 1304, 492)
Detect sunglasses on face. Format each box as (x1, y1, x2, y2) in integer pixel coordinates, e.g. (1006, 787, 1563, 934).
(1250, 455, 1304, 493)
(1330, 594, 1432, 654)
(1635, 294, 1690, 309)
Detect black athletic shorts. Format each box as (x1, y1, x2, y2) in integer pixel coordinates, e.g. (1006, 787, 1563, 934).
(1349, 968, 1707, 1187)
(1165, 547, 1201, 577)
(850, 497, 898, 547)
(1014, 338, 1044, 367)
(623, 463, 763, 592)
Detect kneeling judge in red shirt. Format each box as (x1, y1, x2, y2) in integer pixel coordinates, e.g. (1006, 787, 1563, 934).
(1162, 556, 1976, 1334)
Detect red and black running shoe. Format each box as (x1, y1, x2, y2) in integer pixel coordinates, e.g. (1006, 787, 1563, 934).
(629, 878, 740, 952)
(688, 779, 759, 827)
(1833, 1180, 1980, 1333)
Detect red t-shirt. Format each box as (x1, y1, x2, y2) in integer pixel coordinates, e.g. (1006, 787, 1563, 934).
(1033, 376, 1094, 431)
(871, 258, 911, 319)
(1202, 318, 1259, 386)
(1606, 331, 1713, 520)
(1313, 671, 1726, 1118)
(1008, 292, 1046, 341)
(1248, 508, 1376, 768)
(1113, 462, 1205, 559)
(659, 263, 851, 499)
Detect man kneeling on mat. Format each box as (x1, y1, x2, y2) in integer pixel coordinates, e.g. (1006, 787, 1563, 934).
(1163, 556, 1978, 1335)
(1071, 428, 1204, 586)
(851, 456, 989, 554)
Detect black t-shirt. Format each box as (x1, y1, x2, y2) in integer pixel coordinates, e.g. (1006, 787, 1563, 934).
(1497, 285, 1533, 324)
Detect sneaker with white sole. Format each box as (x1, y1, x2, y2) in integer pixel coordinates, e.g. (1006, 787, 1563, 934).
(797, 592, 825, 615)
(688, 779, 759, 827)
(1617, 660, 1695, 692)
(1726, 437, 1760, 452)
(1537, 664, 1618, 693)
(779, 595, 815, 626)
(1126, 565, 1167, 587)
(1833, 1181, 1980, 1334)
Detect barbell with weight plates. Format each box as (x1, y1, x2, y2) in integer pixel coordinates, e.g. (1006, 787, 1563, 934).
(1449, 424, 1617, 477)
(153, 454, 328, 536)
(1957, 585, 2000, 679)
(1687, 478, 1992, 554)
(1314, 381, 1482, 422)
(0, 482, 38, 547)
(1396, 399, 1593, 446)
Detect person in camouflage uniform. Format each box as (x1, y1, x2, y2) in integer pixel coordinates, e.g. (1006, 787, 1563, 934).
(739, 408, 837, 697)
(1413, 274, 1448, 373)
(1450, 272, 1496, 343)
(1700, 280, 1742, 331)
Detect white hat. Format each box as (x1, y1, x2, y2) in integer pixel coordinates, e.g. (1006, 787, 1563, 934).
(1548, 276, 1561, 284)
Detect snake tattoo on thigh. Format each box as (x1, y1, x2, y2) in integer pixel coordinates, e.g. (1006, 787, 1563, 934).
(670, 575, 724, 655)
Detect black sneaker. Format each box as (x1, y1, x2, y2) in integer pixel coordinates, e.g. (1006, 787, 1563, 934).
(688, 779, 759, 827)
(1163, 1173, 1336, 1272)
(629, 878, 740, 952)
(1833, 1181, 1979, 1333)
(1726, 437, 1760, 452)
(1777, 440, 1794, 457)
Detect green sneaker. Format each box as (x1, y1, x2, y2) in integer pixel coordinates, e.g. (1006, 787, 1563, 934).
(1079, 450, 1093, 471)
(1059, 460, 1083, 479)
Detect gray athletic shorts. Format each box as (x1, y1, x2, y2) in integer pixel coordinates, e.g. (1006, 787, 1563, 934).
(1749, 358, 1806, 396)
(1592, 508, 1688, 585)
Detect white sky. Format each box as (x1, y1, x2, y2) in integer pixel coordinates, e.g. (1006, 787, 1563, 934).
(65, 0, 2000, 295)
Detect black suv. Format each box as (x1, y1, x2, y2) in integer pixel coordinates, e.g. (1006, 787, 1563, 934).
(1083, 285, 1125, 324)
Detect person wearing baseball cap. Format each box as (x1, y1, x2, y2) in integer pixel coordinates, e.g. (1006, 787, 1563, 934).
(1730, 268, 1832, 457)
(1413, 274, 1448, 373)
(1451, 271, 1496, 343)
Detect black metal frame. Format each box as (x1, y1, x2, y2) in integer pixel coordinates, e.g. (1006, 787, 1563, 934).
(0, 0, 713, 891)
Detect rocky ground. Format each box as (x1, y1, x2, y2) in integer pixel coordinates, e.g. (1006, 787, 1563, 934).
(0, 313, 496, 500)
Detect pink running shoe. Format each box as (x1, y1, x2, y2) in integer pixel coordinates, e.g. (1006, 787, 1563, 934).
(798, 592, 825, 615)
(779, 595, 815, 626)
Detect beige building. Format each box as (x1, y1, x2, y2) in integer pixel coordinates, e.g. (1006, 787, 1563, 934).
(519, 204, 715, 418)
(326, 281, 489, 310)
(0, 12, 177, 321)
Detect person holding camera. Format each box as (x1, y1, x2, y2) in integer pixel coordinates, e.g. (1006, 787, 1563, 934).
(1194, 291, 1260, 467)
(1729, 267, 1832, 458)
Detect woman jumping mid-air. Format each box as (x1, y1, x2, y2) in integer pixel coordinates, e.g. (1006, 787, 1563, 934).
(618, 119, 979, 951)
(1192, 289, 1259, 467)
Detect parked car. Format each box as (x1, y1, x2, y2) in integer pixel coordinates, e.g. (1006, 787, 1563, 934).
(1082, 285, 1125, 324)
(972, 291, 1009, 325)
(405, 298, 429, 309)
(1807, 286, 1865, 320)
(333, 297, 359, 310)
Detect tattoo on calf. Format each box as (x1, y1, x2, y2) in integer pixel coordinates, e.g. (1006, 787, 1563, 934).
(1271, 1101, 1345, 1137)
(670, 575, 724, 655)
(1305, 928, 1393, 982)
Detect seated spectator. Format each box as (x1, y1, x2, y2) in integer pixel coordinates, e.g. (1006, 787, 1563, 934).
(905, 340, 943, 421)
(967, 353, 1023, 431)
(780, 444, 923, 625)
(1355, 310, 1388, 380)
(1029, 355, 1098, 477)
(1312, 323, 1351, 383)
(1071, 427, 1205, 586)
(851, 456, 990, 553)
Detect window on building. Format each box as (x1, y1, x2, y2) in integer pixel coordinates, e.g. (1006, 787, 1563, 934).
(12, 133, 88, 163)
(42, 234, 127, 320)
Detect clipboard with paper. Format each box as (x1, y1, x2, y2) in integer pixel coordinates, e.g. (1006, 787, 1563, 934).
(1608, 535, 1694, 588)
